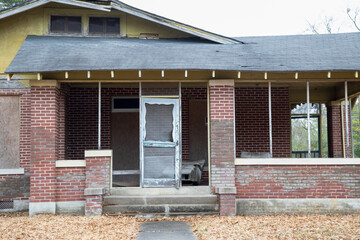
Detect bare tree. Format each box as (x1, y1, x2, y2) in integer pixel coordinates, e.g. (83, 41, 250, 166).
(306, 16, 335, 34)
(306, 8, 360, 34)
(347, 8, 360, 31)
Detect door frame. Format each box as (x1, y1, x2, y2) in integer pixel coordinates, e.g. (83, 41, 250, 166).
(140, 97, 181, 188)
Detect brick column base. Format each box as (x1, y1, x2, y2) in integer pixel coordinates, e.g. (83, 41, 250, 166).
(216, 187, 237, 216)
(84, 188, 104, 216)
(84, 150, 112, 216)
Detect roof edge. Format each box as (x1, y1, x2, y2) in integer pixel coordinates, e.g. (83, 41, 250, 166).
(0, 0, 110, 19)
(111, 0, 243, 45)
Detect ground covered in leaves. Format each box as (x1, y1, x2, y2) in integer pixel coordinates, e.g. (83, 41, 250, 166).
(1, 213, 359, 239)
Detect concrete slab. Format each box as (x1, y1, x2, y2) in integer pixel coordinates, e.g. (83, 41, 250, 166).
(138, 221, 198, 240)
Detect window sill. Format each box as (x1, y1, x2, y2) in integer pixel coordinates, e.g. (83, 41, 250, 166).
(0, 168, 25, 175)
(56, 160, 86, 168)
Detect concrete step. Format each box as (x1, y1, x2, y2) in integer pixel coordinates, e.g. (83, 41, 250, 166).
(103, 204, 219, 214)
(110, 186, 212, 196)
(104, 195, 217, 205)
(105, 211, 219, 217)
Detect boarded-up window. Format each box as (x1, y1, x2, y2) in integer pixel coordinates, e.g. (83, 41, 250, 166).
(89, 17, 120, 34)
(50, 16, 82, 33)
(0, 96, 20, 168)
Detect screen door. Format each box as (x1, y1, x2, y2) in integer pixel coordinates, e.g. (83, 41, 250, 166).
(140, 98, 180, 188)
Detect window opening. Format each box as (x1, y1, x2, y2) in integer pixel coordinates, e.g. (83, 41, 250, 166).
(291, 103, 328, 158)
(50, 16, 81, 33)
(112, 97, 139, 112)
(89, 17, 120, 35)
(352, 97, 360, 157)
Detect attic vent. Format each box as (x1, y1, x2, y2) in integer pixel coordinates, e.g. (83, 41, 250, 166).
(139, 33, 159, 40)
(0, 201, 13, 210)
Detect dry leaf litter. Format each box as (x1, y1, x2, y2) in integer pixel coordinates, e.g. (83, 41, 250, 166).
(1, 213, 360, 239)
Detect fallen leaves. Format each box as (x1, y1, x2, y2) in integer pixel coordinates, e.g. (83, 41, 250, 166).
(0, 213, 140, 240)
(0, 213, 359, 240)
(187, 214, 360, 240)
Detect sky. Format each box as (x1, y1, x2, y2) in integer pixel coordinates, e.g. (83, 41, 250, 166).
(121, 0, 360, 37)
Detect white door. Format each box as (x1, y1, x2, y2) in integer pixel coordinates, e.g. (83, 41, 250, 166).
(140, 97, 180, 188)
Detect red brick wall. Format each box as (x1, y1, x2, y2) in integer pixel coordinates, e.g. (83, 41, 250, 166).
(0, 88, 31, 202)
(67, 87, 206, 161)
(67, 88, 139, 159)
(235, 87, 290, 158)
(55, 167, 85, 202)
(209, 83, 235, 188)
(85, 156, 111, 194)
(235, 165, 360, 198)
(30, 86, 59, 203)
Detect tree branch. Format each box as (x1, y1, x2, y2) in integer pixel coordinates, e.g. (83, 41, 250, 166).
(347, 8, 360, 32)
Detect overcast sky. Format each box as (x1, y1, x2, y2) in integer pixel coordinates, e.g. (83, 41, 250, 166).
(121, 0, 360, 37)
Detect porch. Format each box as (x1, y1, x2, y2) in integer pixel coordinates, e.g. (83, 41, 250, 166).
(24, 69, 360, 216)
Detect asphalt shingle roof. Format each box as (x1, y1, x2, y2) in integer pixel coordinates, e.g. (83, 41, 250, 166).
(5, 32, 360, 74)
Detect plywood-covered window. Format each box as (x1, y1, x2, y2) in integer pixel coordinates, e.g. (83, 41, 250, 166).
(0, 96, 20, 168)
(50, 16, 82, 33)
(89, 17, 120, 35)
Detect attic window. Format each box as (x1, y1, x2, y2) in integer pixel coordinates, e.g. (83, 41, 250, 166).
(89, 17, 120, 35)
(50, 16, 82, 33)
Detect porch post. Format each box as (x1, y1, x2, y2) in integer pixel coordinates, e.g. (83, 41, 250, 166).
(268, 82, 273, 156)
(350, 99, 354, 158)
(209, 79, 236, 216)
(98, 82, 101, 150)
(306, 81, 311, 158)
(344, 81, 350, 158)
(29, 80, 59, 215)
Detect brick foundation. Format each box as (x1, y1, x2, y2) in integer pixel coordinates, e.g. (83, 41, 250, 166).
(56, 167, 85, 202)
(235, 165, 360, 199)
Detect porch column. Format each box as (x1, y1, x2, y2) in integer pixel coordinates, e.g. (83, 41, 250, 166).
(327, 103, 343, 158)
(209, 79, 236, 216)
(29, 81, 60, 215)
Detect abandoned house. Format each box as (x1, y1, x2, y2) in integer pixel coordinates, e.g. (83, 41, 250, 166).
(0, 0, 360, 216)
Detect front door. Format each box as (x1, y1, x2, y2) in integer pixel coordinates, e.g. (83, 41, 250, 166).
(140, 97, 180, 188)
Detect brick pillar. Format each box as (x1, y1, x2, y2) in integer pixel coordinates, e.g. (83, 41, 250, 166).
(29, 82, 59, 215)
(209, 79, 236, 216)
(58, 84, 68, 160)
(328, 104, 343, 158)
(84, 150, 112, 216)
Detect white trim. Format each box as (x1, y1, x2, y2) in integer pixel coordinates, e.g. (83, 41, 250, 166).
(208, 79, 234, 86)
(56, 160, 86, 168)
(0, 0, 110, 20)
(84, 149, 112, 157)
(0, 168, 24, 175)
(235, 158, 360, 165)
